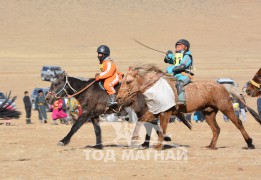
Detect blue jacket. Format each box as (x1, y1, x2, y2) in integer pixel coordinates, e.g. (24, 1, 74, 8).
(165, 50, 193, 75)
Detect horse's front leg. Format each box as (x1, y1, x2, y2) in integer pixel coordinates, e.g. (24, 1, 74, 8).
(155, 111, 172, 150)
(131, 121, 143, 145)
(89, 117, 103, 149)
(58, 112, 89, 146)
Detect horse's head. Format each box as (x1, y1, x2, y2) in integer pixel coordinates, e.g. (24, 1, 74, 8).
(116, 64, 163, 105)
(116, 67, 142, 105)
(45, 71, 67, 104)
(246, 68, 261, 97)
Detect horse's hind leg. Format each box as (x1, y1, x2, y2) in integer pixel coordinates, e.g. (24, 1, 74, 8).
(223, 109, 255, 149)
(58, 113, 88, 146)
(202, 109, 220, 150)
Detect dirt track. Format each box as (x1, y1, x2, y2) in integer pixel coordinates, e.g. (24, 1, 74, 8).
(0, 0, 261, 179)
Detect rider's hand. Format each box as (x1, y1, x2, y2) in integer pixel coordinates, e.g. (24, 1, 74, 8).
(164, 50, 174, 62)
(95, 73, 100, 81)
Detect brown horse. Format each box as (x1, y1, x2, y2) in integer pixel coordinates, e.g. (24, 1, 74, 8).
(246, 68, 261, 97)
(116, 64, 261, 150)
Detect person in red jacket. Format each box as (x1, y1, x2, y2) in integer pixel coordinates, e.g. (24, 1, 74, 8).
(95, 45, 122, 106)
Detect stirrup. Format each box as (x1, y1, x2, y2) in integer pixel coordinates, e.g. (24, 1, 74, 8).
(107, 102, 117, 107)
(177, 101, 186, 105)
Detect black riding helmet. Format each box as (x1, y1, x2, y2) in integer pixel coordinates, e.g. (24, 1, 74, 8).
(97, 45, 110, 56)
(175, 39, 190, 50)
(97, 45, 110, 63)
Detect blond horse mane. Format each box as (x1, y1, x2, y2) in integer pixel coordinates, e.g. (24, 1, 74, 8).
(130, 63, 176, 81)
(128, 64, 177, 93)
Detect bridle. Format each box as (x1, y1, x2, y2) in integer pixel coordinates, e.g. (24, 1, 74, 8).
(119, 72, 163, 102)
(49, 75, 78, 98)
(250, 79, 261, 90)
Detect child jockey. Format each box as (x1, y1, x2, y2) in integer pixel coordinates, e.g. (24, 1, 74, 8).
(95, 45, 122, 107)
(164, 39, 193, 105)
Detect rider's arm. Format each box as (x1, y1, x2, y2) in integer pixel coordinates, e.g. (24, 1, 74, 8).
(180, 54, 192, 68)
(97, 61, 116, 80)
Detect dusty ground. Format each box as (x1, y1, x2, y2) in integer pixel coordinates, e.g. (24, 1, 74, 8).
(0, 0, 261, 179)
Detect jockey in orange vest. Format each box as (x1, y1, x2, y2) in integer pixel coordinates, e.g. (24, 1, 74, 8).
(95, 45, 121, 107)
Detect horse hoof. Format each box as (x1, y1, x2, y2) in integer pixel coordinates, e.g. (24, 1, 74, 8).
(164, 136, 172, 142)
(204, 145, 218, 150)
(131, 136, 139, 141)
(154, 144, 163, 151)
(85, 145, 103, 149)
(57, 141, 65, 146)
(141, 142, 150, 148)
(242, 145, 255, 150)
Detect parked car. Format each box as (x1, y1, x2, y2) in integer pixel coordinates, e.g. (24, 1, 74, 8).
(31, 87, 50, 111)
(0, 92, 16, 110)
(216, 77, 239, 100)
(216, 78, 238, 87)
(41, 65, 63, 81)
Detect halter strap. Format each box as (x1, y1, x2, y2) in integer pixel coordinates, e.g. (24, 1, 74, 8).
(250, 79, 261, 89)
(54, 75, 77, 98)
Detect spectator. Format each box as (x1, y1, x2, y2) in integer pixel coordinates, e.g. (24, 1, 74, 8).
(23, 91, 32, 124)
(239, 94, 247, 123)
(35, 90, 48, 123)
(257, 95, 261, 117)
(193, 111, 205, 123)
(50, 97, 69, 125)
(232, 99, 240, 119)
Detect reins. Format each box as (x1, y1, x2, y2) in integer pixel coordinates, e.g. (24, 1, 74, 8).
(52, 75, 96, 98)
(120, 73, 163, 101)
(70, 80, 96, 97)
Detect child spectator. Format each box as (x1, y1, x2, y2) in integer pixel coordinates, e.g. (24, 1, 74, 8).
(51, 98, 69, 125)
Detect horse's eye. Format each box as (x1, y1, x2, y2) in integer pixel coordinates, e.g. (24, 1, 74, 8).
(126, 80, 132, 84)
(55, 82, 61, 86)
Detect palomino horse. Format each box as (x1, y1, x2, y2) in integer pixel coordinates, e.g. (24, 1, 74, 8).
(246, 68, 261, 97)
(45, 72, 191, 148)
(116, 64, 261, 149)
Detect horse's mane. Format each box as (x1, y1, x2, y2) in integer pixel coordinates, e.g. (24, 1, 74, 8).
(130, 64, 176, 81)
(131, 64, 164, 76)
(71, 76, 92, 82)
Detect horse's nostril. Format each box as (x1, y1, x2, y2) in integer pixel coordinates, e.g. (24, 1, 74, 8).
(116, 97, 122, 102)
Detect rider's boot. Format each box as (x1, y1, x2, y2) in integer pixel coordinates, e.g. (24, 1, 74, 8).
(107, 94, 117, 107)
(176, 81, 186, 105)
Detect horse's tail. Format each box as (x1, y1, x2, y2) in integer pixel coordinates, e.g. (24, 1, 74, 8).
(223, 84, 261, 125)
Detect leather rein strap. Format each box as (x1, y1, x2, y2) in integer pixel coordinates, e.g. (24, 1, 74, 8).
(70, 80, 96, 97)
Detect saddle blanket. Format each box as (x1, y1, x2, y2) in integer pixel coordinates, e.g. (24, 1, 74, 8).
(144, 77, 176, 114)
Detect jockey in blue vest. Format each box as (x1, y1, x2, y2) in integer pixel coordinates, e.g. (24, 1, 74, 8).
(164, 39, 193, 105)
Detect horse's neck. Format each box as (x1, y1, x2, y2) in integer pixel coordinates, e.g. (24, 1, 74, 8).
(139, 72, 163, 91)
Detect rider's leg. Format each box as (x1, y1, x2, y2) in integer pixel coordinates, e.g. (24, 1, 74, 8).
(176, 76, 190, 105)
(104, 75, 119, 106)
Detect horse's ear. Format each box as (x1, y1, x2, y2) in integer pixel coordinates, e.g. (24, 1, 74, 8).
(126, 73, 134, 83)
(54, 70, 58, 77)
(132, 69, 139, 77)
(61, 71, 67, 78)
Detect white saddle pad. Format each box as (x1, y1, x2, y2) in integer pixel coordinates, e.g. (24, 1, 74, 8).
(144, 77, 176, 114)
